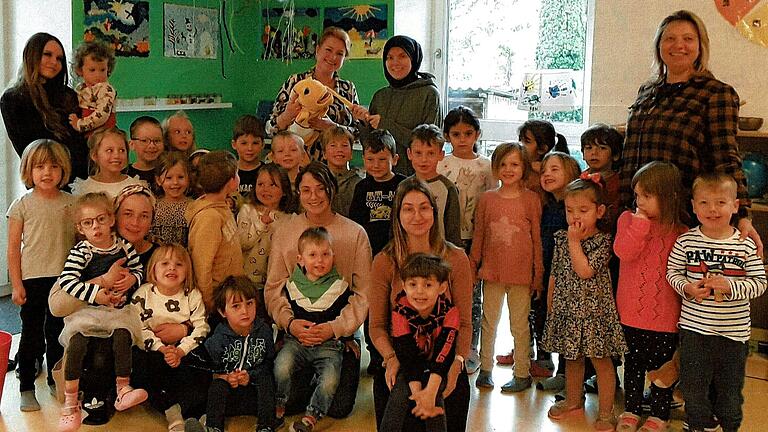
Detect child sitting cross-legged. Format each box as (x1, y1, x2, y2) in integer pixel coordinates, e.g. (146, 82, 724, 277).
(185, 276, 279, 432)
(380, 253, 459, 432)
(274, 227, 362, 432)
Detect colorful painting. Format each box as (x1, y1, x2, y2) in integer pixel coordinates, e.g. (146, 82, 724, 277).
(83, 0, 150, 57)
(323, 5, 389, 59)
(164, 4, 220, 59)
(518, 70, 580, 112)
(261, 8, 321, 61)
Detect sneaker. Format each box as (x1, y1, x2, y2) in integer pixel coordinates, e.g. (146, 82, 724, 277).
(290, 416, 316, 432)
(20, 390, 40, 412)
(475, 370, 494, 388)
(495, 351, 515, 365)
(465, 350, 481, 374)
(639, 416, 668, 432)
(500, 376, 532, 393)
(681, 422, 722, 432)
(547, 400, 585, 420)
(616, 412, 641, 432)
(554, 391, 566, 402)
(537, 373, 565, 391)
(530, 361, 554, 377)
(114, 385, 148, 411)
(257, 427, 275, 432)
(594, 412, 616, 431)
(58, 402, 82, 432)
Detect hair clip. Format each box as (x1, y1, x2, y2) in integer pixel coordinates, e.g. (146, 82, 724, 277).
(579, 171, 603, 187)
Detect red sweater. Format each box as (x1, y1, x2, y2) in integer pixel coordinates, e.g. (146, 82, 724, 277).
(470, 189, 543, 287)
(614, 211, 686, 333)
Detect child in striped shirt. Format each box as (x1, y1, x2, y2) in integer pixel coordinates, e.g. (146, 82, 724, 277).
(667, 172, 766, 432)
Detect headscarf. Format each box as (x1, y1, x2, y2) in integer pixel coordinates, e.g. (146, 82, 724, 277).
(382, 35, 423, 88)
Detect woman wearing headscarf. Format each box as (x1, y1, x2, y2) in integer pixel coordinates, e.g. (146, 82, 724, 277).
(353, 35, 442, 176)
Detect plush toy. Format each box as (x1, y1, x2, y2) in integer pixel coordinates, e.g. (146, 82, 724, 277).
(289, 77, 334, 147)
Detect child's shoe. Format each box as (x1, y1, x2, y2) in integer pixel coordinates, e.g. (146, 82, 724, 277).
(475, 370, 494, 388)
(114, 385, 148, 411)
(58, 400, 82, 432)
(537, 373, 565, 391)
(465, 350, 481, 374)
(594, 412, 616, 431)
(290, 415, 317, 432)
(256, 427, 275, 432)
(638, 416, 668, 432)
(500, 376, 532, 393)
(20, 390, 40, 412)
(495, 351, 515, 365)
(529, 361, 554, 377)
(547, 399, 585, 420)
(182, 418, 205, 432)
(616, 412, 641, 432)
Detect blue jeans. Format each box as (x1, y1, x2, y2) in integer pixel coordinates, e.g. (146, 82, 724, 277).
(679, 329, 749, 432)
(274, 336, 344, 419)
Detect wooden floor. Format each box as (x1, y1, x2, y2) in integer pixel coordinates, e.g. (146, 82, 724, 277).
(2, 318, 768, 432)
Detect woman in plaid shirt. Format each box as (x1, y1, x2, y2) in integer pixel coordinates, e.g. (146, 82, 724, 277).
(618, 10, 761, 252)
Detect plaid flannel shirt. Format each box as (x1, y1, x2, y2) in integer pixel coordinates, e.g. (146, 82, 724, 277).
(618, 73, 748, 212)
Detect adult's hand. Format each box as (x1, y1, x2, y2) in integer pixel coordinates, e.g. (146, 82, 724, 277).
(99, 258, 129, 290)
(738, 218, 763, 258)
(277, 92, 301, 129)
(288, 319, 317, 346)
(308, 116, 335, 131)
(384, 356, 400, 390)
(441, 360, 461, 398)
(368, 114, 381, 129)
(154, 322, 188, 345)
(351, 104, 369, 121)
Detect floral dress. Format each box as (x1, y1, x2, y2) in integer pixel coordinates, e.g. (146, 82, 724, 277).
(541, 230, 627, 360)
(151, 198, 191, 246)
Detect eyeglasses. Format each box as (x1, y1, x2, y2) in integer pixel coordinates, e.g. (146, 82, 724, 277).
(78, 213, 111, 229)
(131, 137, 164, 146)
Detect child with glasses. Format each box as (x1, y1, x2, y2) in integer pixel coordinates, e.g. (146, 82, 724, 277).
(128, 116, 165, 186)
(56, 192, 147, 431)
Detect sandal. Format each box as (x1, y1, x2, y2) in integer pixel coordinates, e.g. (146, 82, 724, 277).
(547, 400, 585, 420)
(638, 416, 668, 432)
(594, 412, 616, 431)
(616, 412, 641, 432)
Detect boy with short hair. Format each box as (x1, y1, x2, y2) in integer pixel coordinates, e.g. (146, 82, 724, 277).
(186, 276, 278, 432)
(667, 173, 766, 432)
(270, 130, 307, 190)
(127, 116, 165, 186)
(407, 124, 461, 246)
(232, 115, 266, 199)
(273, 227, 361, 432)
(185, 151, 244, 311)
(379, 253, 459, 432)
(321, 126, 362, 217)
(580, 123, 623, 228)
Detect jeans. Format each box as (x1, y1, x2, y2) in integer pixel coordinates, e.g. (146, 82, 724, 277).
(17, 277, 63, 391)
(274, 336, 344, 419)
(679, 329, 748, 432)
(206, 372, 276, 430)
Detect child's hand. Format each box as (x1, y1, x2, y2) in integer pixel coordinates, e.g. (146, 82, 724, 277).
(94, 288, 113, 306)
(226, 372, 240, 388)
(100, 257, 128, 289)
(159, 346, 183, 368)
(11, 285, 27, 306)
(236, 369, 250, 386)
(110, 292, 126, 307)
(683, 279, 709, 303)
(531, 281, 543, 299)
(567, 221, 588, 242)
(68, 113, 79, 129)
(113, 274, 139, 293)
(703, 275, 731, 299)
(344, 339, 361, 360)
(634, 207, 648, 220)
(260, 211, 275, 225)
(410, 387, 443, 419)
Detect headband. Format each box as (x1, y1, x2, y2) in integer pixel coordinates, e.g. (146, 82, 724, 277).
(114, 184, 156, 210)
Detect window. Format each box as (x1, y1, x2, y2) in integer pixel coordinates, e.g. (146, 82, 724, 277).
(399, 0, 594, 157)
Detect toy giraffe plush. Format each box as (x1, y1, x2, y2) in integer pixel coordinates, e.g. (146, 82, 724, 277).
(289, 77, 334, 148)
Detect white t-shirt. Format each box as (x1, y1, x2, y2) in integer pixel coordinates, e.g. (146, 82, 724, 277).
(438, 154, 497, 240)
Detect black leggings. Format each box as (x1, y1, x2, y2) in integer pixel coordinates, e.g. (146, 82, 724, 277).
(17, 277, 63, 390)
(622, 325, 677, 419)
(65, 329, 132, 381)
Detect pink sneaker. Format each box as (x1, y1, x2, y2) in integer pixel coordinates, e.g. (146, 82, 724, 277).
(114, 385, 148, 411)
(58, 403, 82, 432)
(495, 351, 515, 365)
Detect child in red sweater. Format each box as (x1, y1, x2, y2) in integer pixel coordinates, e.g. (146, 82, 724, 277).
(614, 161, 687, 432)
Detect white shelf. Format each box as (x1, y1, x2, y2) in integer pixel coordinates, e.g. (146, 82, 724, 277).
(115, 102, 232, 113)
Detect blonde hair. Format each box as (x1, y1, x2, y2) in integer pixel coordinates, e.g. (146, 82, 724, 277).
(692, 172, 738, 199)
(320, 126, 353, 150)
(162, 110, 196, 153)
(652, 10, 710, 83)
(20, 139, 72, 189)
(318, 27, 351, 56)
(541, 151, 581, 203)
(87, 127, 128, 175)
(146, 243, 195, 294)
(631, 161, 685, 230)
(491, 142, 531, 181)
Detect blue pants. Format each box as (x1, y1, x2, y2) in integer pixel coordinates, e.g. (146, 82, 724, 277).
(274, 336, 344, 419)
(679, 329, 748, 432)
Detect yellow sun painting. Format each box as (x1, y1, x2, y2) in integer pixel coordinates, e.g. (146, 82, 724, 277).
(339, 5, 382, 21)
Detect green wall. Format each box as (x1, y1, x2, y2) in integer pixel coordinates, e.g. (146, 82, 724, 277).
(71, 0, 392, 151)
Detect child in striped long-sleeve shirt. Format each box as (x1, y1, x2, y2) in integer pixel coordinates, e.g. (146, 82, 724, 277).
(667, 173, 766, 432)
(56, 192, 147, 431)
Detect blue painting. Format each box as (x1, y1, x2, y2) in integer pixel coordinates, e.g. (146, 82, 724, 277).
(324, 5, 389, 59)
(83, 0, 150, 57)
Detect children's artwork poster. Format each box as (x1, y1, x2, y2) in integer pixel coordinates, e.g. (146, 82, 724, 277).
(715, 0, 768, 48)
(164, 4, 220, 59)
(83, 0, 150, 57)
(261, 8, 322, 61)
(518, 70, 581, 112)
(323, 5, 388, 59)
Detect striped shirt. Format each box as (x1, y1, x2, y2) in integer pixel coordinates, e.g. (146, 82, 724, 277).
(666, 227, 766, 342)
(58, 236, 143, 304)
